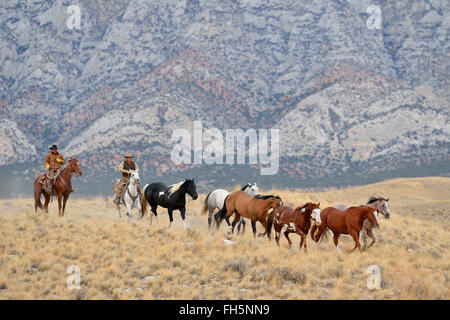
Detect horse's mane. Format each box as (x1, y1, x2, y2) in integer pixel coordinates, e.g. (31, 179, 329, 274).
(366, 196, 388, 205)
(241, 184, 251, 191)
(168, 181, 185, 195)
(294, 202, 311, 213)
(168, 179, 193, 196)
(255, 194, 281, 200)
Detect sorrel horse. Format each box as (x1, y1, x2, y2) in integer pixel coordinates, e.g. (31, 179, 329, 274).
(311, 206, 380, 253)
(266, 202, 321, 251)
(202, 183, 259, 233)
(215, 192, 282, 237)
(141, 179, 198, 229)
(315, 196, 390, 249)
(33, 158, 83, 216)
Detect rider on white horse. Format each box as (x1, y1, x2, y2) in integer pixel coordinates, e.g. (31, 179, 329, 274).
(113, 153, 141, 204)
(115, 170, 142, 220)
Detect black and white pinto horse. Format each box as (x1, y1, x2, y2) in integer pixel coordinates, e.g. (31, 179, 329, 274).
(140, 178, 198, 229)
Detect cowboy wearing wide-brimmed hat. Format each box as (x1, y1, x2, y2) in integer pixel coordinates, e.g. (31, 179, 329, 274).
(44, 144, 65, 171)
(113, 153, 140, 204)
(40, 144, 66, 194)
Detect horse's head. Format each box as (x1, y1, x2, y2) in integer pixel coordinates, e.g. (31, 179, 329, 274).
(185, 178, 198, 200)
(243, 182, 259, 196)
(68, 158, 82, 176)
(367, 206, 380, 228)
(367, 196, 390, 219)
(272, 195, 283, 211)
(129, 170, 140, 185)
(310, 202, 321, 226)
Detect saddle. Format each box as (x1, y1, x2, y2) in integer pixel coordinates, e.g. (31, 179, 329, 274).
(38, 169, 62, 195)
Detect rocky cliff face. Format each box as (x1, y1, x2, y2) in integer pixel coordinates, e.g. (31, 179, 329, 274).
(0, 0, 448, 195)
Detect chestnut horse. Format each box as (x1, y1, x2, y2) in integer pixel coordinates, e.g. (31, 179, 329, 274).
(215, 192, 282, 237)
(311, 206, 380, 253)
(311, 196, 390, 249)
(266, 202, 321, 251)
(34, 158, 82, 216)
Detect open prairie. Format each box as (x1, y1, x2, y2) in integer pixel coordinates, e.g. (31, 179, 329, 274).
(0, 177, 448, 300)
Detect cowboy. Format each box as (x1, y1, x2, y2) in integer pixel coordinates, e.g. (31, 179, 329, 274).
(41, 144, 65, 193)
(113, 153, 141, 204)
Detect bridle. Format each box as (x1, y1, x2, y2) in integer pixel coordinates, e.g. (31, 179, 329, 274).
(127, 174, 141, 207)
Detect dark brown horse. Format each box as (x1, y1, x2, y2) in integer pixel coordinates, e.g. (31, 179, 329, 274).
(311, 206, 380, 253)
(34, 158, 82, 216)
(215, 192, 282, 237)
(266, 202, 321, 251)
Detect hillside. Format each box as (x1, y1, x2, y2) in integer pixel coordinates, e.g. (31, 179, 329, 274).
(0, 0, 449, 197)
(0, 177, 448, 299)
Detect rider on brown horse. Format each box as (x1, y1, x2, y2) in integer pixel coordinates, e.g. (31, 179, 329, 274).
(113, 153, 141, 204)
(39, 144, 66, 194)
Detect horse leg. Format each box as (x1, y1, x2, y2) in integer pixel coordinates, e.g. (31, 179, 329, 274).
(257, 219, 266, 237)
(231, 213, 240, 234)
(43, 193, 51, 214)
(298, 231, 307, 251)
(350, 230, 363, 253)
(125, 201, 133, 222)
(332, 232, 342, 253)
(360, 228, 368, 250)
(284, 231, 293, 248)
(314, 224, 327, 243)
(310, 225, 317, 241)
(62, 193, 69, 216)
(180, 207, 187, 229)
(275, 225, 281, 246)
(366, 228, 376, 249)
(167, 208, 173, 228)
(117, 202, 122, 218)
(251, 221, 257, 237)
(240, 218, 246, 234)
(57, 192, 63, 217)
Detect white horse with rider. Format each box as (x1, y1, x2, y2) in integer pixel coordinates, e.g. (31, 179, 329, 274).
(114, 170, 142, 221)
(202, 183, 259, 233)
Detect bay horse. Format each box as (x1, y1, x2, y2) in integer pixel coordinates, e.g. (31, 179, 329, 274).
(215, 192, 282, 237)
(266, 202, 321, 251)
(141, 178, 198, 229)
(311, 196, 390, 250)
(115, 170, 141, 221)
(202, 183, 259, 233)
(311, 206, 380, 253)
(33, 158, 82, 216)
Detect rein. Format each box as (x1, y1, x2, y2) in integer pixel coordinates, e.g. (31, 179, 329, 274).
(126, 179, 141, 207)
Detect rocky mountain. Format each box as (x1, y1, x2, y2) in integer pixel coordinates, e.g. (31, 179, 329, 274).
(0, 0, 449, 197)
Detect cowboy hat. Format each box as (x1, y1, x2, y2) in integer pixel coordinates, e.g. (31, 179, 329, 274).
(49, 144, 58, 150)
(125, 153, 133, 158)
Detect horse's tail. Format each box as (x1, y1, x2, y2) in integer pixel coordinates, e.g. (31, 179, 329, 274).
(266, 211, 275, 240)
(202, 191, 212, 215)
(214, 194, 229, 227)
(140, 184, 149, 218)
(34, 187, 43, 211)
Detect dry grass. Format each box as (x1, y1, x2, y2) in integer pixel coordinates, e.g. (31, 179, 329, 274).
(0, 177, 448, 300)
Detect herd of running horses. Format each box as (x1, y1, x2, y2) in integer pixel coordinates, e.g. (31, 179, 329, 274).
(33, 159, 390, 253)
